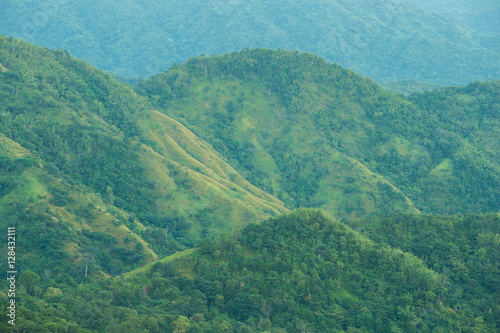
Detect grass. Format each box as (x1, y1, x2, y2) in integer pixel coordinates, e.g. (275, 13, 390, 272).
(122, 248, 196, 279)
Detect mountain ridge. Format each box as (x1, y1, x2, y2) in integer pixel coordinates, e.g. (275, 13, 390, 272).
(1, 0, 499, 84)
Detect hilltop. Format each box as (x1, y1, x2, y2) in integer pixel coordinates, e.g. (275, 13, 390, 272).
(137, 49, 500, 218)
(0, 36, 287, 279)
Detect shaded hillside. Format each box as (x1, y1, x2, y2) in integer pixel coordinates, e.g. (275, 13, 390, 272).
(137, 49, 500, 217)
(2, 209, 497, 332)
(0, 36, 287, 279)
(349, 212, 500, 320)
(396, 0, 500, 35)
(1, 0, 500, 84)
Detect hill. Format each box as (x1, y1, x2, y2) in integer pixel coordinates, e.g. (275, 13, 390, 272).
(0, 37, 498, 331)
(0, 35, 287, 280)
(136, 49, 500, 218)
(1, 0, 500, 84)
(2, 209, 497, 331)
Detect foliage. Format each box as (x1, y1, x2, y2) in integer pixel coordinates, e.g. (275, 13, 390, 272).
(0, 35, 498, 332)
(0, 36, 287, 280)
(1, 209, 498, 332)
(137, 50, 500, 217)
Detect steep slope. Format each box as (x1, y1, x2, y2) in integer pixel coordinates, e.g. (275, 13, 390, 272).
(1, 0, 500, 84)
(137, 49, 500, 217)
(0, 36, 287, 278)
(138, 52, 420, 219)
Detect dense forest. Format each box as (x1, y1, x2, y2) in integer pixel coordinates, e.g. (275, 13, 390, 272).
(0, 209, 498, 332)
(1, 0, 500, 84)
(0, 35, 498, 332)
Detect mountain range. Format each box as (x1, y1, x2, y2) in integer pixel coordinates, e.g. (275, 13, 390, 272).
(0, 34, 498, 332)
(1, 0, 500, 85)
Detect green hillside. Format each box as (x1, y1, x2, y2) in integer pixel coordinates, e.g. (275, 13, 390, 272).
(0, 36, 288, 279)
(137, 49, 500, 218)
(1, 0, 500, 84)
(0, 36, 499, 332)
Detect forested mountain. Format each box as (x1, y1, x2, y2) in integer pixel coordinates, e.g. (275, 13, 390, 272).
(0, 35, 287, 280)
(0, 36, 499, 332)
(1, 0, 500, 84)
(396, 0, 500, 35)
(136, 50, 500, 218)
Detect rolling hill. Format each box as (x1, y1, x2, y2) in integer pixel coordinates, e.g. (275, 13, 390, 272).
(136, 49, 500, 218)
(0, 35, 499, 332)
(0, 35, 288, 279)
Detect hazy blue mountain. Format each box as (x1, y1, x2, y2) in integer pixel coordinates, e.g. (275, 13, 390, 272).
(1, 0, 499, 84)
(396, 0, 500, 35)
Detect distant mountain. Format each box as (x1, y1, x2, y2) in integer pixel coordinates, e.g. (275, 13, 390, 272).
(396, 0, 500, 35)
(137, 49, 500, 218)
(1, 0, 500, 84)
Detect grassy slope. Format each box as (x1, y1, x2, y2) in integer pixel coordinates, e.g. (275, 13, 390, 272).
(0, 36, 287, 278)
(149, 74, 419, 219)
(138, 50, 499, 218)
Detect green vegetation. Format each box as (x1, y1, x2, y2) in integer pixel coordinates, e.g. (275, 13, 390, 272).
(1, 0, 500, 84)
(0, 36, 287, 279)
(0, 36, 498, 331)
(1, 209, 498, 332)
(137, 49, 500, 218)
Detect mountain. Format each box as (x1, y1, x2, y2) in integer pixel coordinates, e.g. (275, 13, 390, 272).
(1, 0, 500, 84)
(395, 0, 500, 36)
(0, 35, 499, 332)
(0, 35, 288, 280)
(136, 49, 500, 218)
